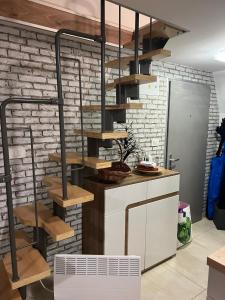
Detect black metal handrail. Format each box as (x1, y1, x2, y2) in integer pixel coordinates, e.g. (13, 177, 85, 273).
(101, 0, 106, 132)
(118, 5, 122, 104)
(55, 28, 103, 200)
(134, 12, 140, 74)
(59, 56, 85, 173)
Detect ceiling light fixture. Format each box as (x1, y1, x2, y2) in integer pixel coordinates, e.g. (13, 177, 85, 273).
(214, 49, 225, 62)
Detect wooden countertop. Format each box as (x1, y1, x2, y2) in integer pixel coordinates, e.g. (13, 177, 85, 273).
(86, 167, 179, 190)
(207, 246, 225, 275)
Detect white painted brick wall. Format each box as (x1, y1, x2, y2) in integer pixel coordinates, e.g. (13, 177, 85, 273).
(0, 22, 219, 265)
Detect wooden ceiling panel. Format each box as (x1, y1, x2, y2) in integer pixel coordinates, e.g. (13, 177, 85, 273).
(0, 0, 133, 44)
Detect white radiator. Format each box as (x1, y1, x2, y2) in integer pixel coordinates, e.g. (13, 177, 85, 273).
(54, 254, 141, 300)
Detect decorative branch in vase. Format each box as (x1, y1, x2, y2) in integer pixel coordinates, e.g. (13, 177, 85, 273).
(98, 123, 141, 183)
(114, 122, 141, 164)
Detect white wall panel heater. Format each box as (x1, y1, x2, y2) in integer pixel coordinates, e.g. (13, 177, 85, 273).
(54, 254, 141, 300)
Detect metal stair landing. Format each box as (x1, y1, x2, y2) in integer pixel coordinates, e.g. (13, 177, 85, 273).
(14, 202, 74, 242)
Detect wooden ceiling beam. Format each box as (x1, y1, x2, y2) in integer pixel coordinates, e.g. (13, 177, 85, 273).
(0, 0, 133, 45)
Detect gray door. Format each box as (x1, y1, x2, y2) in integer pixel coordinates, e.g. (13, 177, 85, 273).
(166, 80, 210, 222)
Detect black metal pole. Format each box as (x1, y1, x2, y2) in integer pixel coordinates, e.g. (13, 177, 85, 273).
(77, 59, 85, 167)
(55, 32, 68, 200)
(134, 12, 140, 74)
(101, 0, 106, 132)
(149, 17, 153, 52)
(118, 5, 122, 104)
(70, 59, 86, 183)
(56, 55, 85, 187)
(0, 105, 19, 282)
(29, 126, 39, 246)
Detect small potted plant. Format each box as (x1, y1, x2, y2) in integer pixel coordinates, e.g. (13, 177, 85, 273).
(98, 123, 140, 183)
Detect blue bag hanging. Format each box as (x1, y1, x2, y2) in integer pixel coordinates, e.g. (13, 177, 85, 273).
(207, 119, 225, 219)
(207, 153, 225, 219)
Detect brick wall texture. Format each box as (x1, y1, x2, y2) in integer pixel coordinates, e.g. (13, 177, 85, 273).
(0, 22, 220, 265)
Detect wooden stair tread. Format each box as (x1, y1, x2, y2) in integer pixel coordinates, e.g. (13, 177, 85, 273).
(74, 129, 128, 140)
(105, 49, 171, 69)
(124, 21, 184, 49)
(0, 260, 22, 300)
(106, 74, 157, 91)
(48, 185, 94, 208)
(82, 103, 144, 111)
(3, 232, 50, 290)
(207, 246, 225, 275)
(44, 176, 94, 207)
(49, 152, 112, 169)
(14, 203, 74, 242)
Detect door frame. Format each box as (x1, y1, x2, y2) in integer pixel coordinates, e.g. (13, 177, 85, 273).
(164, 79, 211, 168)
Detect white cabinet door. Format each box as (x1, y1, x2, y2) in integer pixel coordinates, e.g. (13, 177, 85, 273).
(105, 182, 147, 215)
(145, 195, 179, 269)
(127, 205, 147, 270)
(104, 182, 147, 256)
(104, 211, 125, 255)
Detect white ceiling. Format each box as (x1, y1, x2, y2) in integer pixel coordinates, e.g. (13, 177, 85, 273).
(110, 0, 225, 72)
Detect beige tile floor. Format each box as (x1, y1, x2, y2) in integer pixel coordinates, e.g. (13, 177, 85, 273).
(28, 218, 225, 300)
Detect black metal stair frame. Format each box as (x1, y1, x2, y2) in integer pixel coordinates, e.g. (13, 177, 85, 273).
(0, 97, 56, 288)
(0, 6, 106, 289)
(0, 1, 160, 297)
(116, 11, 141, 125)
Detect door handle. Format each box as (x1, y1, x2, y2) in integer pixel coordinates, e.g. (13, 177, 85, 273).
(169, 158, 180, 162)
(169, 154, 180, 170)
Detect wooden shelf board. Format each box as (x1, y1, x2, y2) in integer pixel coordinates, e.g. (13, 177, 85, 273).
(3, 234, 50, 290)
(49, 152, 112, 169)
(105, 49, 171, 69)
(0, 260, 22, 300)
(106, 74, 157, 91)
(14, 203, 74, 242)
(82, 103, 144, 111)
(48, 185, 94, 208)
(74, 129, 128, 140)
